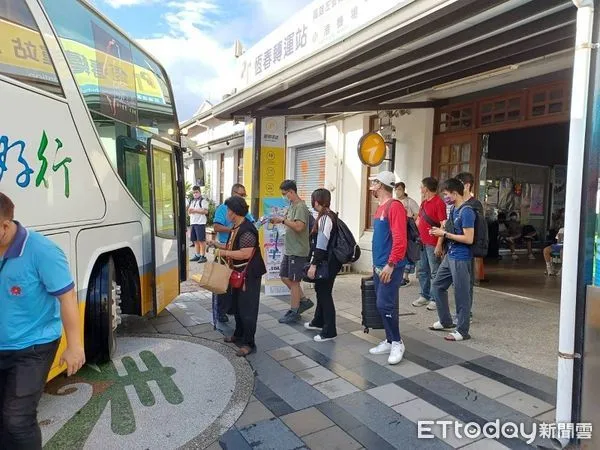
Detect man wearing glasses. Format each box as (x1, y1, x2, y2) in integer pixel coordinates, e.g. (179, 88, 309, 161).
(212, 184, 254, 323)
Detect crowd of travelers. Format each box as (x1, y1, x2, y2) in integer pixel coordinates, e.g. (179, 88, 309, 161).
(195, 170, 487, 366)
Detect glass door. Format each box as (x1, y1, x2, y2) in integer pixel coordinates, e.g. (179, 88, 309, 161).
(147, 138, 180, 315)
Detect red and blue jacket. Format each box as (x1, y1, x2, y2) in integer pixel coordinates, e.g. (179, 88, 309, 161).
(372, 199, 408, 268)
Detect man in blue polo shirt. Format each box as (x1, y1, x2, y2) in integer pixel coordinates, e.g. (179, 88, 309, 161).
(0, 192, 85, 449)
(429, 178, 475, 342)
(212, 183, 254, 323)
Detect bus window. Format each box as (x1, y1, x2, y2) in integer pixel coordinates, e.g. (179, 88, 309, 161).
(153, 148, 176, 237)
(43, 0, 176, 139)
(117, 136, 151, 214)
(92, 112, 152, 213)
(0, 0, 63, 95)
(43, 0, 138, 124)
(132, 46, 175, 137)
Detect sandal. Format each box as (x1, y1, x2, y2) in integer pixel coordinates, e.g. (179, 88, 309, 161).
(236, 346, 255, 357)
(429, 321, 456, 331)
(444, 331, 470, 341)
(224, 336, 237, 343)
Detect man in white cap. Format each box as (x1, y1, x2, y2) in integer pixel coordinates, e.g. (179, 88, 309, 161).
(367, 171, 408, 365)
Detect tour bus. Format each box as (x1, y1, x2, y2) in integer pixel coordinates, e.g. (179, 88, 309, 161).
(0, 0, 189, 380)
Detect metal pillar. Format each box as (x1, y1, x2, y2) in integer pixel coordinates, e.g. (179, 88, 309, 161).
(251, 117, 262, 219)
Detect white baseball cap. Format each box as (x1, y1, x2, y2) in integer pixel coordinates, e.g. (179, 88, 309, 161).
(369, 171, 396, 188)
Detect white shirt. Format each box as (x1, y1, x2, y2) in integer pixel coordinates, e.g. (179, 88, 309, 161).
(188, 197, 209, 225)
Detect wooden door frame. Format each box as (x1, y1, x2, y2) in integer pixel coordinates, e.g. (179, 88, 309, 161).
(431, 132, 481, 195)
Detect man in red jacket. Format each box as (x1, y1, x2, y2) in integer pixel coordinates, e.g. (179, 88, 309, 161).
(367, 171, 408, 365)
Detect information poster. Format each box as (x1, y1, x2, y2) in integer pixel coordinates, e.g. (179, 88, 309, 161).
(529, 184, 545, 216)
(258, 117, 288, 296)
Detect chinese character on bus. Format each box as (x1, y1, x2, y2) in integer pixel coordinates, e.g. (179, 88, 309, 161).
(65, 51, 90, 75)
(0, 136, 34, 189)
(12, 38, 38, 61)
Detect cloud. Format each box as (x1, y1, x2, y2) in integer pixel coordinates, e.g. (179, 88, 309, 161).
(135, 1, 235, 119)
(107, 0, 312, 120)
(105, 0, 157, 7)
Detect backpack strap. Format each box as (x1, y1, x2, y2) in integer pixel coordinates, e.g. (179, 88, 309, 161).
(385, 199, 402, 217)
(419, 203, 440, 228)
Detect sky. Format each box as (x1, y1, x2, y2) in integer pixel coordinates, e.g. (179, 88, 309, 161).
(93, 0, 313, 121)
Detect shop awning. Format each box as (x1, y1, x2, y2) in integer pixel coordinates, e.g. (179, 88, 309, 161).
(213, 0, 575, 120)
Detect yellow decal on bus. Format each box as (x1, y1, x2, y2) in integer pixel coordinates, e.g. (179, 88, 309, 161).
(0, 19, 165, 103)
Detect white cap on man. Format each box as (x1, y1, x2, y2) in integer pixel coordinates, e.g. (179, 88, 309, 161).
(369, 171, 396, 189)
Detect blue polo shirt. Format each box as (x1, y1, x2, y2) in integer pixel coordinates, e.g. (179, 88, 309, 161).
(213, 204, 255, 244)
(0, 222, 74, 350)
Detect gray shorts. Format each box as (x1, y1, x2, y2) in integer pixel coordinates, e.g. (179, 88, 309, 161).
(280, 255, 308, 282)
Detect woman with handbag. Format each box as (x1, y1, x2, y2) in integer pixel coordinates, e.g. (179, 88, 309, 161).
(215, 196, 266, 357)
(304, 189, 342, 342)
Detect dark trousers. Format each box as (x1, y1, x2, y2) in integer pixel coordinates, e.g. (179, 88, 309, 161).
(0, 339, 59, 450)
(232, 276, 261, 347)
(216, 291, 234, 317)
(373, 268, 403, 343)
(311, 275, 338, 338)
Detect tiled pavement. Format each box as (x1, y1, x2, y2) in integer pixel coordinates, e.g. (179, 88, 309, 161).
(121, 279, 559, 450)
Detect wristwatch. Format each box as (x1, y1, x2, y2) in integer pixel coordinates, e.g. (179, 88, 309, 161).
(386, 261, 395, 268)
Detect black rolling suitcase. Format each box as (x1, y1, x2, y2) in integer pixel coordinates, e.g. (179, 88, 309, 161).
(361, 276, 399, 333)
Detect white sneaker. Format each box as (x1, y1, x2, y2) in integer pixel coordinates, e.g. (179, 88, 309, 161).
(314, 334, 335, 342)
(528, 254, 536, 260)
(388, 341, 405, 365)
(412, 296, 429, 307)
(369, 340, 392, 355)
(304, 322, 321, 331)
(512, 254, 519, 261)
(426, 301, 437, 311)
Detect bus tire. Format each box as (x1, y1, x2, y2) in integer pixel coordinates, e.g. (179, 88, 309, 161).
(85, 255, 122, 363)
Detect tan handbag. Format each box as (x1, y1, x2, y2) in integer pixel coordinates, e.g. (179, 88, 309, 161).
(192, 256, 233, 294)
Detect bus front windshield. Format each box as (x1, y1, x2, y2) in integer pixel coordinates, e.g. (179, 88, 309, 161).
(42, 0, 177, 140)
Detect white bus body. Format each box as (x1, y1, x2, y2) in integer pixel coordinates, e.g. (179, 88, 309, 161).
(0, 0, 188, 379)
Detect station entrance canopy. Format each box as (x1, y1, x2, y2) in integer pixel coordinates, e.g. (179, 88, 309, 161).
(213, 0, 575, 120)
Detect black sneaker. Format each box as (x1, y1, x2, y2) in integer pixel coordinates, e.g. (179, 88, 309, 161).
(190, 255, 201, 262)
(400, 279, 411, 288)
(278, 310, 301, 324)
(197, 256, 208, 263)
(298, 298, 314, 314)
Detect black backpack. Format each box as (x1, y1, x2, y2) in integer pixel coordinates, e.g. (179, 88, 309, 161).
(331, 214, 361, 264)
(444, 202, 488, 257)
(469, 200, 489, 257)
(386, 200, 421, 264)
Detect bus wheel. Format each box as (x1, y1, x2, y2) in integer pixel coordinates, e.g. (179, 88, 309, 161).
(85, 255, 122, 363)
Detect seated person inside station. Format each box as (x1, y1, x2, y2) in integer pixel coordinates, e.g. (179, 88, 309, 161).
(543, 227, 564, 276)
(498, 211, 536, 260)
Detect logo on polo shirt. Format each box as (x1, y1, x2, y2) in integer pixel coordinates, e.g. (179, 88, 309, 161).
(10, 286, 21, 296)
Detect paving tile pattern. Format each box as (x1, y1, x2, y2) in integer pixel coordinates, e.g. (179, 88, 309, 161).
(137, 279, 558, 449)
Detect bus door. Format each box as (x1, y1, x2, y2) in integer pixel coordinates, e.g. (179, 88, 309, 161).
(147, 138, 181, 315)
